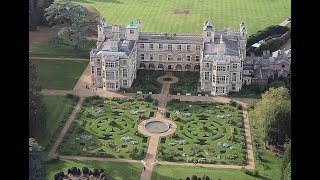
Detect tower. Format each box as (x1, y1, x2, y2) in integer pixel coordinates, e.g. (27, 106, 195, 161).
(126, 20, 139, 41)
(239, 21, 247, 60)
(203, 21, 215, 43)
(217, 35, 226, 55)
(136, 19, 142, 32)
(98, 18, 107, 42)
(240, 21, 247, 36)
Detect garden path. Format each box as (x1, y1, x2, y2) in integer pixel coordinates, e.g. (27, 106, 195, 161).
(42, 68, 256, 179)
(139, 71, 178, 180)
(48, 97, 85, 158)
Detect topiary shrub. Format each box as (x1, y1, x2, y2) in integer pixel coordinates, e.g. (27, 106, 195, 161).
(82, 167, 89, 175)
(70, 167, 78, 175)
(229, 100, 237, 107)
(77, 168, 81, 175)
(53, 172, 63, 180)
(191, 175, 198, 180)
(93, 168, 100, 176)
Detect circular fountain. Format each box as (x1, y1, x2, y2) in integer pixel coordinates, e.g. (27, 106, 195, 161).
(144, 121, 170, 133)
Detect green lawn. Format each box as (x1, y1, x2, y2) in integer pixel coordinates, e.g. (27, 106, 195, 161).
(170, 71, 200, 95)
(42, 95, 78, 150)
(160, 100, 247, 165)
(48, 159, 142, 180)
(32, 59, 89, 90)
(30, 39, 96, 58)
(58, 96, 158, 159)
(74, 0, 290, 35)
(152, 150, 282, 180)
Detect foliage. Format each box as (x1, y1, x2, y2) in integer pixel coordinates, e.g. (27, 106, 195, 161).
(254, 28, 291, 55)
(29, 138, 47, 179)
(247, 25, 289, 48)
(229, 84, 263, 99)
(170, 71, 200, 95)
(66, 94, 80, 103)
(45, 0, 99, 51)
(82, 167, 89, 175)
(29, 60, 47, 139)
(29, 0, 54, 30)
(251, 87, 291, 146)
(46, 153, 60, 164)
(123, 70, 165, 94)
(280, 141, 291, 180)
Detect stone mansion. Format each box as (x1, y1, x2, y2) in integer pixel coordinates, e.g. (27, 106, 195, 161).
(90, 19, 247, 95)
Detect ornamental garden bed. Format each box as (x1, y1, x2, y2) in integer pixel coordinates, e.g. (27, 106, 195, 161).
(157, 100, 248, 166)
(57, 96, 158, 160)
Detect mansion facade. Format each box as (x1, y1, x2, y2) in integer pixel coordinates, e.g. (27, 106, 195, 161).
(90, 19, 247, 95)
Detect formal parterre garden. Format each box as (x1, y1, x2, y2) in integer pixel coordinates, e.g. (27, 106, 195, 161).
(58, 96, 158, 159)
(157, 100, 247, 165)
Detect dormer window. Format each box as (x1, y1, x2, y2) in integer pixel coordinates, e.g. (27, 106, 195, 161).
(130, 30, 134, 34)
(207, 32, 211, 36)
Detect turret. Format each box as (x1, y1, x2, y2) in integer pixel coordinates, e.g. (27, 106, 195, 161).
(240, 21, 246, 36)
(136, 19, 142, 32)
(98, 18, 108, 42)
(126, 20, 139, 40)
(217, 35, 226, 55)
(203, 21, 215, 43)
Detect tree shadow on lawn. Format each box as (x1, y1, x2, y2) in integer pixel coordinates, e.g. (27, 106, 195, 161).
(48, 160, 143, 180)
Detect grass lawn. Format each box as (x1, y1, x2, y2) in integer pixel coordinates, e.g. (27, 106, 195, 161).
(170, 71, 200, 95)
(58, 96, 158, 159)
(152, 150, 282, 180)
(30, 39, 96, 58)
(122, 70, 165, 94)
(48, 159, 142, 180)
(159, 100, 247, 165)
(73, 0, 290, 35)
(41, 95, 79, 150)
(32, 59, 88, 90)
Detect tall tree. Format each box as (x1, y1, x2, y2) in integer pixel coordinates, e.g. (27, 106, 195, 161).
(44, 0, 99, 51)
(29, 0, 38, 31)
(29, 138, 47, 179)
(251, 87, 291, 146)
(281, 141, 291, 180)
(29, 60, 47, 139)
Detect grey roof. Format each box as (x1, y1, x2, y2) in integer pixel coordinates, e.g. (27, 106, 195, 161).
(119, 40, 135, 55)
(204, 35, 239, 56)
(243, 64, 254, 70)
(254, 67, 269, 80)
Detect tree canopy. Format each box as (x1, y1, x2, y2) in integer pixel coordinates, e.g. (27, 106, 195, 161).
(251, 87, 291, 145)
(29, 138, 47, 179)
(29, 60, 47, 139)
(45, 0, 99, 50)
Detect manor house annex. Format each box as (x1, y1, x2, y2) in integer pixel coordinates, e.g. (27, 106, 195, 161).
(90, 19, 247, 96)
